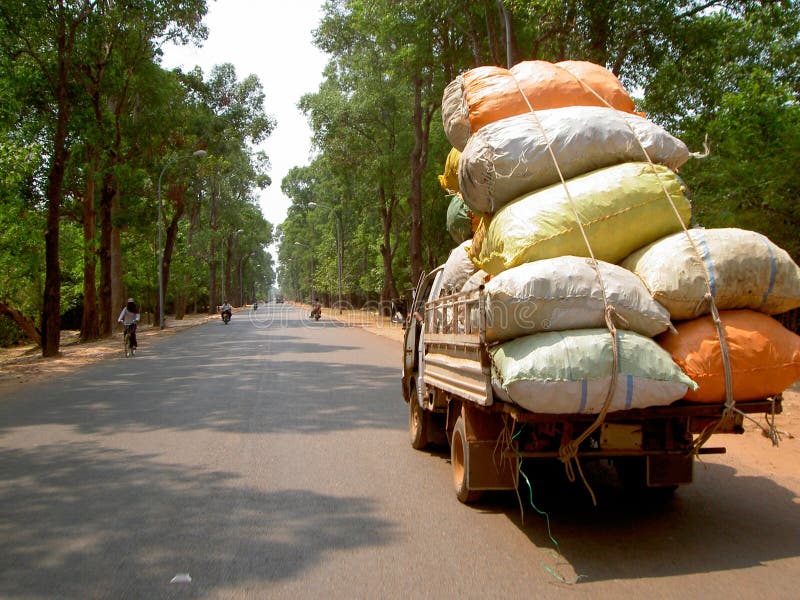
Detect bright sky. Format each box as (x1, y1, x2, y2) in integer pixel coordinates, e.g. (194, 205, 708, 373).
(159, 0, 329, 236)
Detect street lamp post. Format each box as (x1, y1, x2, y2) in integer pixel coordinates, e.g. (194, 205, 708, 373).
(157, 149, 206, 329)
(294, 241, 314, 303)
(308, 202, 343, 313)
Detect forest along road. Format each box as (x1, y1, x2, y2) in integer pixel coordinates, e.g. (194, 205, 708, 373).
(1, 303, 798, 599)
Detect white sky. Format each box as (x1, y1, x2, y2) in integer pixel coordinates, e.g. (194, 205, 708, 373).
(160, 0, 329, 237)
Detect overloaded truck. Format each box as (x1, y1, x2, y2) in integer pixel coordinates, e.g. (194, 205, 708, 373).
(401, 266, 784, 503)
(406, 59, 798, 504)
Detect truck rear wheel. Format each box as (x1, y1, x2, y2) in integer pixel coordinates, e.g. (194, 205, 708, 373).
(451, 416, 484, 504)
(409, 382, 429, 450)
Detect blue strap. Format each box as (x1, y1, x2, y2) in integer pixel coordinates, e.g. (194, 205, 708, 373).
(624, 374, 634, 410)
(695, 230, 717, 298)
(579, 378, 588, 413)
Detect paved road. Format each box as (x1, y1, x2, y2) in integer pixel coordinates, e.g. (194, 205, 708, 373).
(1, 304, 798, 599)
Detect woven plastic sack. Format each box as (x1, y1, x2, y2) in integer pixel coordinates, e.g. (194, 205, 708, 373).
(445, 194, 473, 244)
(658, 310, 800, 403)
(442, 60, 636, 151)
(461, 269, 490, 293)
(484, 256, 673, 342)
(491, 329, 696, 415)
(459, 107, 690, 214)
(621, 228, 800, 320)
(440, 239, 477, 294)
(470, 162, 691, 275)
(437, 147, 461, 193)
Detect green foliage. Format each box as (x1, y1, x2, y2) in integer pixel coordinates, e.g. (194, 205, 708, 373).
(680, 77, 800, 258)
(0, 1, 279, 345)
(2, 0, 799, 334)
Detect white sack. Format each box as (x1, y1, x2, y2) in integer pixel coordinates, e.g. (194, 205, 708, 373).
(483, 256, 673, 342)
(440, 239, 478, 295)
(621, 228, 800, 320)
(459, 107, 690, 214)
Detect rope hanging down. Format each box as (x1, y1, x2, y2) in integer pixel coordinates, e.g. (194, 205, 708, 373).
(510, 75, 622, 505)
(545, 66, 747, 453)
(504, 62, 770, 501)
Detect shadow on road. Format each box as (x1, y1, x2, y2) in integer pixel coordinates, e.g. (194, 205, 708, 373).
(445, 455, 800, 584)
(0, 307, 405, 437)
(0, 443, 396, 598)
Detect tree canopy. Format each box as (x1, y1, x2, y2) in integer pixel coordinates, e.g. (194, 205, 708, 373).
(2, 1, 798, 346)
(0, 1, 275, 352)
(277, 0, 800, 315)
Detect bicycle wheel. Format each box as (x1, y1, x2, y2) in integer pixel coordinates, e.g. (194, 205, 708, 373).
(124, 331, 130, 357)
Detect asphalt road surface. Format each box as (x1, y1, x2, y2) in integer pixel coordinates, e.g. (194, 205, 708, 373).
(1, 304, 798, 599)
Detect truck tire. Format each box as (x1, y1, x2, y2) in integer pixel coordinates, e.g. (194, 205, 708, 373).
(451, 416, 484, 503)
(409, 381, 429, 450)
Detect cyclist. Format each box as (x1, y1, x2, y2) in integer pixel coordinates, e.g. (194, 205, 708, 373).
(118, 297, 140, 352)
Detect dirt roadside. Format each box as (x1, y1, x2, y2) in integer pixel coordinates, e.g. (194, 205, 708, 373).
(0, 304, 405, 393)
(1, 304, 796, 481)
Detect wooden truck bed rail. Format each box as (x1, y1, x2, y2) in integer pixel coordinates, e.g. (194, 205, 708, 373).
(423, 289, 493, 406)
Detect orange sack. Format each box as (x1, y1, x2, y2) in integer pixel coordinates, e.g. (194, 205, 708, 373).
(441, 60, 637, 150)
(658, 310, 800, 403)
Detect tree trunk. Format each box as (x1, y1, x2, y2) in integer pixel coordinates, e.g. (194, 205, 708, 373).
(155, 185, 186, 322)
(208, 183, 219, 313)
(80, 147, 100, 342)
(0, 302, 41, 346)
(110, 180, 123, 327)
(378, 185, 400, 315)
(209, 244, 218, 313)
(175, 275, 188, 319)
(408, 76, 425, 286)
(407, 74, 435, 287)
(496, 0, 521, 67)
(41, 44, 71, 357)
(224, 235, 233, 303)
(98, 173, 114, 336)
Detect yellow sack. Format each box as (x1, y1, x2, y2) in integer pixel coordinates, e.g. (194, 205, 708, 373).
(437, 147, 461, 193)
(469, 162, 691, 275)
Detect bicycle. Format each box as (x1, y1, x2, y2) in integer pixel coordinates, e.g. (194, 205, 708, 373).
(123, 323, 137, 357)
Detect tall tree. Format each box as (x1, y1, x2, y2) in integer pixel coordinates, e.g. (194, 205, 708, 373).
(0, 0, 102, 356)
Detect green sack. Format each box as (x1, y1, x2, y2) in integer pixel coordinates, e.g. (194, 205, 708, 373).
(470, 163, 692, 275)
(446, 194, 473, 244)
(491, 329, 697, 414)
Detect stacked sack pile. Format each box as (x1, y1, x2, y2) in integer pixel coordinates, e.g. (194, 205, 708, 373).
(436, 59, 800, 415)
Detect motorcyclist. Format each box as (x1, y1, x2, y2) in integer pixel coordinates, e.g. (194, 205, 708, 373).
(310, 299, 322, 319)
(220, 300, 233, 321)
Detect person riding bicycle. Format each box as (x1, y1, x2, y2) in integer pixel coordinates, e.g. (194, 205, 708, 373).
(118, 298, 140, 351)
(220, 300, 233, 321)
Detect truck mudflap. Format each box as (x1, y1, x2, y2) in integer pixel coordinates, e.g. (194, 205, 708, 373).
(451, 403, 518, 498)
